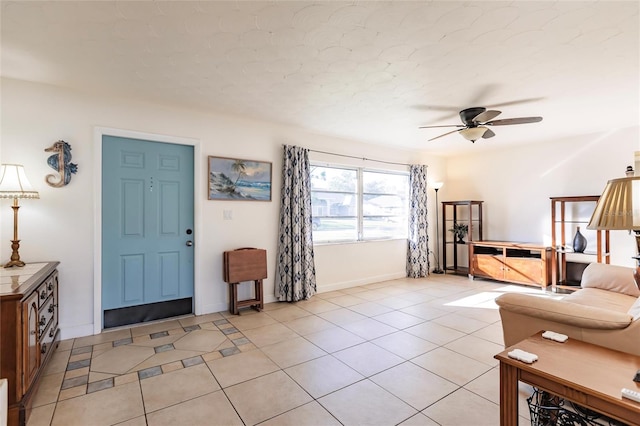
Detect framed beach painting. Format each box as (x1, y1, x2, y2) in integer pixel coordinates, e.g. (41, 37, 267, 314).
(208, 156, 272, 201)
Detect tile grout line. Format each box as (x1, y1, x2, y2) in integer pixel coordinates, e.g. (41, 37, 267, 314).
(38, 276, 532, 425)
(57, 318, 258, 400)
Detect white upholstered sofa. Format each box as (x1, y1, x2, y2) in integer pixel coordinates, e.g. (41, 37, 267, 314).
(495, 262, 640, 356)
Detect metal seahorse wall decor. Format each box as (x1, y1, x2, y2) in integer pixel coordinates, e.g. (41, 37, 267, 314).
(45, 140, 78, 187)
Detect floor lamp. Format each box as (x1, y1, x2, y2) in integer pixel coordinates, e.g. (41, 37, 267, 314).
(0, 164, 40, 268)
(432, 182, 444, 274)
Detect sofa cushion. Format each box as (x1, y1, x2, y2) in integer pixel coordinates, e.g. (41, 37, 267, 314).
(565, 288, 637, 313)
(580, 263, 640, 297)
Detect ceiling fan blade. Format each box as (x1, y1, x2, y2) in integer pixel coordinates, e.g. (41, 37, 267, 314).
(472, 109, 501, 123)
(485, 97, 546, 108)
(482, 129, 496, 139)
(468, 84, 498, 105)
(428, 129, 461, 141)
(484, 117, 543, 126)
(419, 124, 465, 129)
(412, 105, 460, 112)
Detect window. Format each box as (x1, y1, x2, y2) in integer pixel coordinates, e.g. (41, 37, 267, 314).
(310, 164, 409, 243)
(362, 170, 409, 240)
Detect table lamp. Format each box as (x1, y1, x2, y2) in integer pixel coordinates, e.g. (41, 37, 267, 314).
(587, 169, 640, 284)
(0, 164, 40, 267)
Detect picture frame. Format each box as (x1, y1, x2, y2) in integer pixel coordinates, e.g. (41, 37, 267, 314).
(208, 156, 272, 201)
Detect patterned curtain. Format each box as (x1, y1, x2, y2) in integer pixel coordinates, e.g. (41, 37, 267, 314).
(407, 164, 430, 278)
(275, 145, 317, 301)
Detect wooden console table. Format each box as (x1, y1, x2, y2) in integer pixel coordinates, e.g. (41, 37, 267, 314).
(494, 332, 640, 426)
(469, 241, 551, 288)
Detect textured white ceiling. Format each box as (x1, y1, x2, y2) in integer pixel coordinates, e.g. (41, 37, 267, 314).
(2, 1, 638, 155)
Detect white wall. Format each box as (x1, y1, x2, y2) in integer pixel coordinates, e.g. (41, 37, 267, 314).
(9, 76, 631, 339)
(444, 128, 640, 267)
(1, 77, 442, 339)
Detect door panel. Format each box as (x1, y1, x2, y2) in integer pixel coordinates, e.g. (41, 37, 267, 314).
(159, 252, 180, 297)
(122, 180, 145, 237)
(102, 136, 194, 318)
(159, 181, 180, 235)
(121, 254, 144, 304)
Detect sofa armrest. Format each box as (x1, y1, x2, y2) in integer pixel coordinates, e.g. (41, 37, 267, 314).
(495, 293, 632, 330)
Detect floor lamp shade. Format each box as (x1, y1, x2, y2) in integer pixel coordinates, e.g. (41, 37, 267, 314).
(0, 164, 39, 267)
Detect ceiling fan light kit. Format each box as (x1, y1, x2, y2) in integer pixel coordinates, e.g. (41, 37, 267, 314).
(420, 107, 543, 143)
(460, 127, 489, 142)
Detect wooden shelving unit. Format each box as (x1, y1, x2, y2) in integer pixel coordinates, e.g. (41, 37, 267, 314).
(441, 200, 483, 276)
(550, 196, 610, 292)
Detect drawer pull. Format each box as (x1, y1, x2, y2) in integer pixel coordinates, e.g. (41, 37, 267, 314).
(41, 343, 47, 354)
(40, 290, 47, 299)
(47, 283, 53, 291)
(49, 328, 54, 338)
(48, 304, 55, 313)
(39, 316, 47, 326)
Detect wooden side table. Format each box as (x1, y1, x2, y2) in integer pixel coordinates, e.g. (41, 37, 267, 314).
(494, 332, 640, 426)
(223, 248, 267, 315)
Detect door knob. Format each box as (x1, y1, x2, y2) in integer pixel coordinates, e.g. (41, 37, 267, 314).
(186, 240, 193, 247)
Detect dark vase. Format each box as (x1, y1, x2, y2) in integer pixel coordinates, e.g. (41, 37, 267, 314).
(573, 226, 587, 253)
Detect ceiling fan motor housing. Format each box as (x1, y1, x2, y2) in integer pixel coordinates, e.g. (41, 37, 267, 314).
(459, 107, 486, 126)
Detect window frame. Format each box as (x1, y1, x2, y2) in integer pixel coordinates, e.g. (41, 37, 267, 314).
(310, 162, 409, 244)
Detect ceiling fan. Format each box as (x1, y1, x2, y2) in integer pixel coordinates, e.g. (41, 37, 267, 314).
(419, 107, 543, 142)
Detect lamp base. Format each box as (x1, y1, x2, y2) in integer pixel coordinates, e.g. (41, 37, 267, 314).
(4, 239, 24, 268)
(4, 259, 25, 268)
(432, 268, 445, 274)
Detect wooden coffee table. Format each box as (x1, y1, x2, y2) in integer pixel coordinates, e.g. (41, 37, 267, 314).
(494, 332, 640, 425)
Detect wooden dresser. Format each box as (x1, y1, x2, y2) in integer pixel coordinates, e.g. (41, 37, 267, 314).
(0, 262, 60, 426)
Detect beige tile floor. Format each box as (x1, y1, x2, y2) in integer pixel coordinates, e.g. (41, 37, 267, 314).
(27, 274, 543, 426)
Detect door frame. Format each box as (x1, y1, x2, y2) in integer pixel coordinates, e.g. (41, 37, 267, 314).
(93, 127, 202, 334)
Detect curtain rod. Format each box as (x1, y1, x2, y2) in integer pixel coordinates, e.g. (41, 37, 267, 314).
(306, 148, 418, 167)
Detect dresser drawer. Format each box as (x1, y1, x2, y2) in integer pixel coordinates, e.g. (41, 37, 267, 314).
(37, 273, 56, 309)
(38, 295, 55, 336)
(39, 321, 57, 357)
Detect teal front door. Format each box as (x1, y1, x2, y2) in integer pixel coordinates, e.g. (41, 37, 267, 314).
(102, 135, 194, 328)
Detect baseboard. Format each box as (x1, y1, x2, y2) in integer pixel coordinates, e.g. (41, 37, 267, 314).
(65, 276, 392, 340)
(200, 301, 230, 315)
(59, 323, 95, 340)
(318, 271, 406, 293)
(201, 294, 278, 315)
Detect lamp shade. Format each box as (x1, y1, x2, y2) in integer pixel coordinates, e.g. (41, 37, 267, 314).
(588, 176, 640, 230)
(0, 164, 40, 199)
(432, 181, 444, 190)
